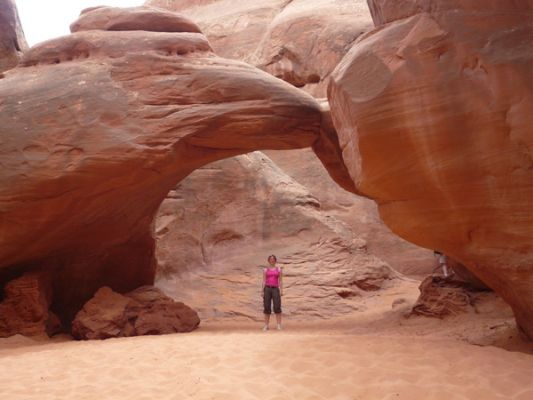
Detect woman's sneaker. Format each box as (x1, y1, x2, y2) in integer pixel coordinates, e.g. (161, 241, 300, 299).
(262, 325, 269, 331)
(277, 324, 282, 331)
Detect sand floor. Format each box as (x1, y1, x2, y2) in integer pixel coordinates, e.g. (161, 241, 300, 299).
(1, 323, 533, 400)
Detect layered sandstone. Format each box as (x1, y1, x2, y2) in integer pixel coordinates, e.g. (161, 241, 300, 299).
(329, 0, 533, 337)
(72, 286, 200, 339)
(0, 0, 27, 72)
(411, 276, 477, 318)
(0, 6, 345, 324)
(156, 152, 398, 320)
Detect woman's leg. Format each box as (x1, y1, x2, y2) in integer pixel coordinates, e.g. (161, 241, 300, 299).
(263, 287, 272, 330)
(272, 288, 282, 329)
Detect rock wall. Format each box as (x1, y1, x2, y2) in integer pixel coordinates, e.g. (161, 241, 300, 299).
(156, 152, 399, 320)
(329, 0, 533, 337)
(72, 286, 200, 339)
(0, 0, 28, 72)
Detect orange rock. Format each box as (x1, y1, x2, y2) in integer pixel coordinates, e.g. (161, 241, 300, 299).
(70, 5, 202, 34)
(329, 0, 533, 337)
(147, 0, 373, 97)
(72, 286, 199, 340)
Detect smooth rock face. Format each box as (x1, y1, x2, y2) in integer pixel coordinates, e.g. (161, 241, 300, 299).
(0, 0, 28, 72)
(329, 1, 533, 337)
(147, 0, 373, 97)
(72, 286, 200, 339)
(155, 152, 399, 320)
(0, 6, 342, 324)
(0, 272, 61, 338)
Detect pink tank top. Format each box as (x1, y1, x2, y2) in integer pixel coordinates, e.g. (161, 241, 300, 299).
(265, 267, 280, 287)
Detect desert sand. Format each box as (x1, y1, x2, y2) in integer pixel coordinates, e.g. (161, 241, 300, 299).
(1, 327, 532, 400)
(1, 279, 532, 400)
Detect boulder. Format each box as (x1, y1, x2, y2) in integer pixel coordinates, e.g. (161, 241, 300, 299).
(0, 0, 27, 72)
(0, 271, 61, 338)
(147, 0, 373, 97)
(329, 0, 533, 337)
(0, 6, 343, 323)
(411, 276, 477, 318)
(72, 286, 199, 339)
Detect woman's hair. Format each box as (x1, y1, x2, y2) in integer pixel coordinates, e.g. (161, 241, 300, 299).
(267, 254, 277, 262)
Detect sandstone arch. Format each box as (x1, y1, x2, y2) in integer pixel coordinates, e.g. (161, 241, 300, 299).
(0, 6, 351, 323)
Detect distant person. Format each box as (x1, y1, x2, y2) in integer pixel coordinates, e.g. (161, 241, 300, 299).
(262, 254, 283, 331)
(433, 251, 450, 277)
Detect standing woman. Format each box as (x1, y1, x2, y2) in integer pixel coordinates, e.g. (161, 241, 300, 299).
(262, 255, 283, 331)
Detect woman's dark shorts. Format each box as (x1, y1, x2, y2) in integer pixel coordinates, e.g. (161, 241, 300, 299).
(263, 286, 282, 314)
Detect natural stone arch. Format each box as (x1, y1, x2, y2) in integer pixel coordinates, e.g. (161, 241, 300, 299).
(0, 6, 352, 324)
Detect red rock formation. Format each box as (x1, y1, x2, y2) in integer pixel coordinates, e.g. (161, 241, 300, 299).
(147, 0, 372, 97)
(411, 276, 476, 318)
(0, 272, 61, 337)
(0, 6, 348, 324)
(72, 286, 199, 339)
(0, 0, 27, 72)
(329, 0, 533, 337)
(155, 152, 398, 320)
(70, 5, 202, 33)
(149, 0, 435, 276)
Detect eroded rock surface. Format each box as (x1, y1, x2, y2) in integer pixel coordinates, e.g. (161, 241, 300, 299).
(147, 0, 373, 97)
(72, 286, 199, 339)
(0, 6, 344, 324)
(329, 0, 533, 337)
(156, 153, 399, 320)
(411, 276, 477, 318)
(0, 0, 27, 72)
(0, 272, 61, 338)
